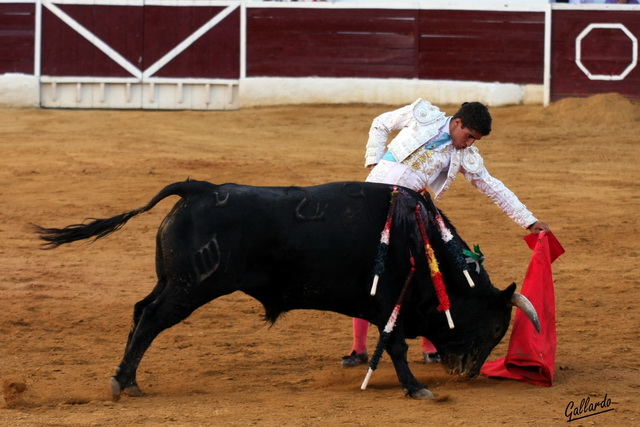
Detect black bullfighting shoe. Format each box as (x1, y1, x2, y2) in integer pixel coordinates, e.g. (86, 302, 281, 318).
(423, 352, 441, 364)
(340, 350, 369, 367)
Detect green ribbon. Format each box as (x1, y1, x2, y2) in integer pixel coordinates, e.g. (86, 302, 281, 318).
(462, 245, 485, 273)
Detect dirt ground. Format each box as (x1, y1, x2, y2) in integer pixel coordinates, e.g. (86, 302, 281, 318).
(1, 93, 638, 425)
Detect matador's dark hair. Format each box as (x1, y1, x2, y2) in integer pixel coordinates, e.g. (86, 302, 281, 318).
(452, 102, 492, 136)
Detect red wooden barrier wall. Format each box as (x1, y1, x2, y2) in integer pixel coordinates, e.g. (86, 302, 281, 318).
(0, 2, 34, 74)
(246, 8, 419, 79)
(550, 10, 640, 101)
(1, 3, 639, 106)
(41, 4, 240, 79)
(246, 8, 546, 85)
(418, 10, 545, 85)
(143, 5, 239, 79)
(41, 4, 142, 78)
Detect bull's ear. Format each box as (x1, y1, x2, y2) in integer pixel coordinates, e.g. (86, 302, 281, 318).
(501, 283, 517, 301)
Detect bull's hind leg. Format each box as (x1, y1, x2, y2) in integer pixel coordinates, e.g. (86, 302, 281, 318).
(110, 279, 222, 401)
(384, 329, 435, 399)
(116, 277, 169, 397)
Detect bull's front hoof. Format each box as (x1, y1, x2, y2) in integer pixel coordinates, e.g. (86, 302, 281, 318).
(110, 377, 143, 401)
(404, 387, 436, 399)
(110, 377, 123, 402)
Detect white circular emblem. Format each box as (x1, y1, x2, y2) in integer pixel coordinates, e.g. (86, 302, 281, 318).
(461, 147, 483, 173)
(413, 100, 445, 125)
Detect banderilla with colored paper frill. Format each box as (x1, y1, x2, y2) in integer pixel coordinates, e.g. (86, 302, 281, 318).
(361, 255, 416, 390)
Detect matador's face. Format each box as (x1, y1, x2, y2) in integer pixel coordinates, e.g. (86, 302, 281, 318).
(449, 118, 484, 150)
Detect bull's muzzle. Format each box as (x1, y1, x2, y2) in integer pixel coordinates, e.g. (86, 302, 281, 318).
(441, 353, 481, 379)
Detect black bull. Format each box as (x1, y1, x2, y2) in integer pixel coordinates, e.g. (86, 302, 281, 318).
(35, 180, 539, 400)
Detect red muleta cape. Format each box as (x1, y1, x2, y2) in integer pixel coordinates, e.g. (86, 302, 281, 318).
(481, 231, 565, 386)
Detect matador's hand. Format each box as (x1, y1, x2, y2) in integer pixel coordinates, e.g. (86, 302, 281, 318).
(527, 221, 550, 234)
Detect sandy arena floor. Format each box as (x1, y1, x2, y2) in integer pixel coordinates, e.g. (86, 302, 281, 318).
(1, 93, 638, 425)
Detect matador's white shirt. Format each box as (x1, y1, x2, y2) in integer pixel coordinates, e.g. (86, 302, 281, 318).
(364, 98, 537, 229)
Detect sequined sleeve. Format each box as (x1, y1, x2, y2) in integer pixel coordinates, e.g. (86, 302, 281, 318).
(463, 164, 538, 229)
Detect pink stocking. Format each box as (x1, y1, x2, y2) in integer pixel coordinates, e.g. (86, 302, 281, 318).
(351, 317, 369, 354)
(421, 337, 437, 354)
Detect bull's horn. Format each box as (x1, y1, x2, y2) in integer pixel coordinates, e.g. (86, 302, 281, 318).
(510, 293, 541, 333)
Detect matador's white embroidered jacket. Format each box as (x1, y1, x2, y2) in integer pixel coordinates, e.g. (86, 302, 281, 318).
(364, 98, 537, 229)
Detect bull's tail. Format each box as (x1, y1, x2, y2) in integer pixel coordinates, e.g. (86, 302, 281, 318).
(35, 179, 210, 249)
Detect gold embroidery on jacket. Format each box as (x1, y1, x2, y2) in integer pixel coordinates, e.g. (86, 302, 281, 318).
(404, 145, 453, 175)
